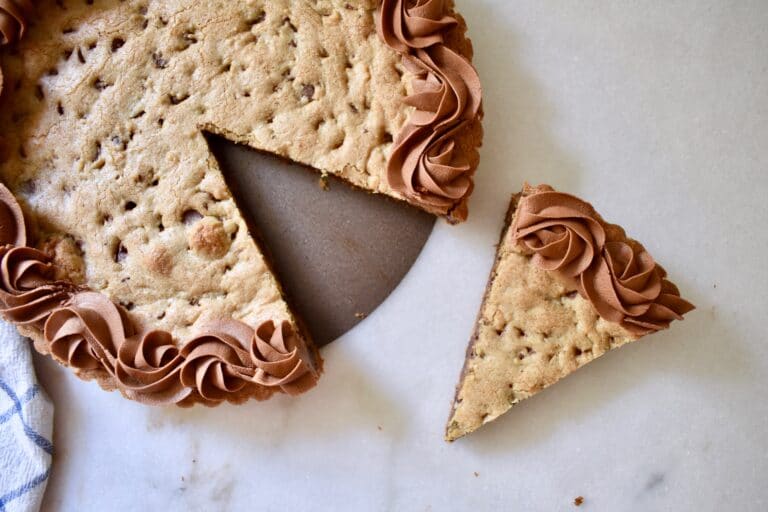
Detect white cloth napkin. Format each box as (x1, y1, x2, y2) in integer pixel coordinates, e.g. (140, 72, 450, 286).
(0, 321, 53, 512)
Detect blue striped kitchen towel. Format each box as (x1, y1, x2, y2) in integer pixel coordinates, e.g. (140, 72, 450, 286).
(0, 320, 53, 512)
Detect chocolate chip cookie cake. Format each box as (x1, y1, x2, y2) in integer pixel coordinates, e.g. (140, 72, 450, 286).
(446, 185, 694, 441)
(0, 0, 483, 405)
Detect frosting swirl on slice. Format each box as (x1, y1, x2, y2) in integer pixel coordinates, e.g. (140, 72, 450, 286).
(378, 0, 457, 52)
(580, 241, 694, 336)
(0, 246, 73, 326)
(512, 185, 606, 278)
(44, 291, 133, 372)
(116, 330, 191, 405)
(251, 320, 318, 395)
(179, 320, 256, 404)
(378, 0, 482, 213)
(512, 185, 694, 336)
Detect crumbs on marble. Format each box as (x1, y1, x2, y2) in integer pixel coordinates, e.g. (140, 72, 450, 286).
(574, 496, 584, 506)
(473, 472, 479, 478)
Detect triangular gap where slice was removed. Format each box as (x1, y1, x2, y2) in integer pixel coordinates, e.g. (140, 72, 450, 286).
(206, 134, 435, 347)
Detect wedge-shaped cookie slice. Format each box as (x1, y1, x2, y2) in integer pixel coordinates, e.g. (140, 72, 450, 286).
(446, 184, 694, 441)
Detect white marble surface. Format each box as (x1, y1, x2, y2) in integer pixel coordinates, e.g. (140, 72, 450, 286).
(33, 1, 767, 510)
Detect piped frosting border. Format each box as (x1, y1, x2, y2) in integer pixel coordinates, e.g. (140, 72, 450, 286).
(0, 182, 320, 406)
(511, 184, 695, 336)
(377, 0, 483, 219)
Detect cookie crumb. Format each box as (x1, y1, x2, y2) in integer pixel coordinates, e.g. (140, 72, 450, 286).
(319, 175, 330, 190)
(473, 472, 479, 478)
(574, 496, 584, 506)
(354, 312, 367, 319)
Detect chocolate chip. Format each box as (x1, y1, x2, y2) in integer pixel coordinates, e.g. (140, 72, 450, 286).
(19, 180, 36, 195)
(282, 17, 297, 32)
(152, 52, 168, 69)
(301, 84, 315, 101)
(112, 135, 126, 150)
(93, 78, 109, 90)
(248, 11, 266, 26)
(111, 38, 125, 52)
(182, 210, 203, 225)
(115, 243, 128, 263)
(168, 93, 189, 105)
